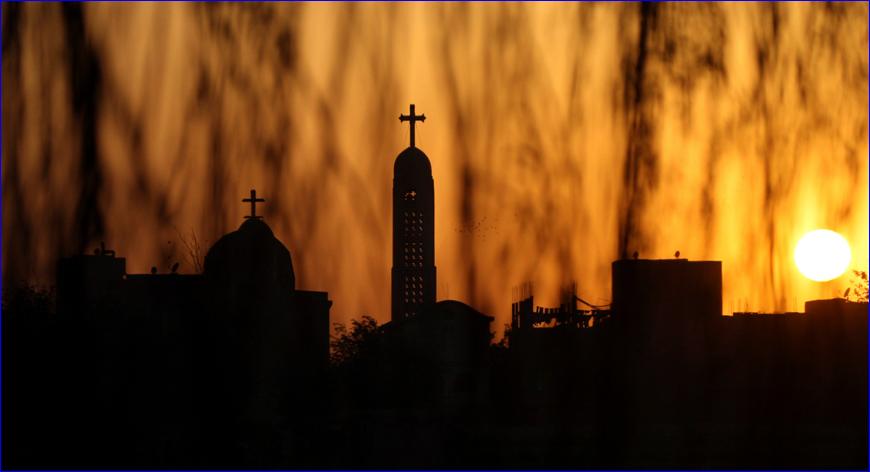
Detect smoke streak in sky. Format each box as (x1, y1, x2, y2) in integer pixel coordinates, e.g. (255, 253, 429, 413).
(3, 3, 868, 331)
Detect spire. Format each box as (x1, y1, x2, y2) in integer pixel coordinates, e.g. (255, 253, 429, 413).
(392, 105, 435, 322)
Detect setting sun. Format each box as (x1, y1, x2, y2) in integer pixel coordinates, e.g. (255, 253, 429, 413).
(794, 229, 852, 282)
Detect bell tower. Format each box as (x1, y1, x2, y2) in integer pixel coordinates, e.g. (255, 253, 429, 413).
(391, 104, 436, 321)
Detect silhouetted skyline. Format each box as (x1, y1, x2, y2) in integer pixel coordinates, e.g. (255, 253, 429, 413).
(2, 3, 868, 470)
(3, 103, 867, 469)
(3, 3, 868, 331)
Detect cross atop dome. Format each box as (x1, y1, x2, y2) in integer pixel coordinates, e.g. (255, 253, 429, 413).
(399, 103, 426, 148)
(243, 189, 265, 220)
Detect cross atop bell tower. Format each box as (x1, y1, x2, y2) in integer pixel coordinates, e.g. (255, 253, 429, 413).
(243, 189, 265, 220)
(392, 104, 436, 322)
(399, 103, 426, 148)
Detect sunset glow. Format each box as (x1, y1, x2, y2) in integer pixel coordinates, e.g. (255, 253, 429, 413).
(2, 2, 868, 327)
(794, 229, 852, 282)
(3, 4, 868, 469)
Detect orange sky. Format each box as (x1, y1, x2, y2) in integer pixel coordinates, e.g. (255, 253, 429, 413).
(3, 3, 868, 333)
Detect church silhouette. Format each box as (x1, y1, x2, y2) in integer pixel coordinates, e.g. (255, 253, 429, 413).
(45, 189, 332, 467)
(381, 104, 493, 409)
(2, 104, 867, 469)
(393, 104, 436, 321)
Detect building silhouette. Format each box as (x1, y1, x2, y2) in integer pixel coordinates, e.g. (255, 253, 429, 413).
(498, 256, 866, 468)
(49, 191, 331, 467)
(3, 109, 867, 469)
(392, 104, 436, 322)
(373, 105, 494, 412)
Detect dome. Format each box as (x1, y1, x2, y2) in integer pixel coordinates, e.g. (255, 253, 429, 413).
(434, 300, 494, 321)
(203, 218, 295, 291)
(393, 146, 432, 179)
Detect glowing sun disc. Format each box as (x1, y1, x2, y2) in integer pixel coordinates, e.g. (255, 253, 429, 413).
(794, 229, 851, 282)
